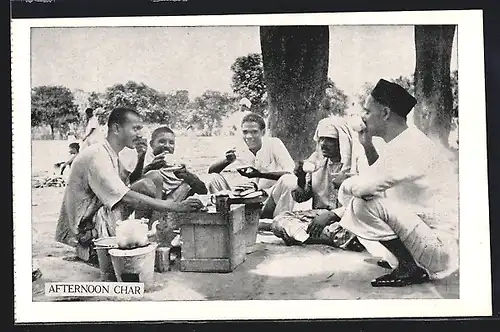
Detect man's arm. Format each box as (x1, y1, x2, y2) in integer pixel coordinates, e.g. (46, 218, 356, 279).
(343, 162, 425, 198)
(292, 181, 313, 203)
(208, 158, 232, 174)
(82, 127, 96, 142)
(88, 156, 202, 213)
(362, 141, 379, 166)
(358, 130, 379, 166)
(257, 170, 290, 181)
(175, 168, 208, 194)
(129, 153, 146, 184)
(120, 190, 201, 212)
(60, 155, 77, 175)
(208, 148, 237, 174)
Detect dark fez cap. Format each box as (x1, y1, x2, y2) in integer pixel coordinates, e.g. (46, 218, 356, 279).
(370, 79, 417, 117)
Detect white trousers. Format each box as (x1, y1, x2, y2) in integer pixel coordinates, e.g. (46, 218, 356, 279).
(338, 185, 459, 279)
(207, 173, 297, 218)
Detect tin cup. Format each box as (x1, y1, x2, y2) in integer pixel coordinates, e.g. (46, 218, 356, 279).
(213, 193, 230, 213)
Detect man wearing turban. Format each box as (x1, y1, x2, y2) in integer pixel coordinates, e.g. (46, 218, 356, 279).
(269, 116, 369, 250)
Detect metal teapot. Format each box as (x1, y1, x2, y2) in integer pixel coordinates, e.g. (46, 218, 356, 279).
(116, 218, 159, 249)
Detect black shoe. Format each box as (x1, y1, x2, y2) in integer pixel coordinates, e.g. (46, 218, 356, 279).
(371, 267, 430, 287)
(377, 260, 392, 269)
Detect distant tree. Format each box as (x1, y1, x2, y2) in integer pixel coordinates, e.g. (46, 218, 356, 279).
(190, 90, 236, 136)
(230, 53, 267, 116)
(319, 78, 350, 117)
(88, 91, 105, 110)
(31, 85, 79, 139)
(95, 81, 180, 126)
(163, 90, 190, 125)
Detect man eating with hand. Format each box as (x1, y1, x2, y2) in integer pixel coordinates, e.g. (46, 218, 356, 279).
(207, 112, 296, 218)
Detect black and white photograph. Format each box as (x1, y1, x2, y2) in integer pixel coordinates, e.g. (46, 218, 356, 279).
(12, 10, 491, 322)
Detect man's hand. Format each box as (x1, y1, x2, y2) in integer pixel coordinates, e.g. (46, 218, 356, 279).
(172, 197, 204, 212)
(225, 149, 237, 164)
(332, 169, 351, 189)
(134, 136, 148, 156)
(146, 155, 168, 171)
(239, 166, 262, 179)
(294, 161, 307, 187)
(358, 128, 374, 147)
(307, 211, 341, 238)
(174, 165, 198, 182)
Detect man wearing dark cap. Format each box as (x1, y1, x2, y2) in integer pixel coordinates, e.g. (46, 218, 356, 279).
(332, 79, 459, 287)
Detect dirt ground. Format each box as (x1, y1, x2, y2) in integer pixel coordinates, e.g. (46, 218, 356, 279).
(30, 138, 459, 301)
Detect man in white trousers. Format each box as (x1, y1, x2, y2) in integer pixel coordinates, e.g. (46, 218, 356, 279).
(334, 79, 459, 287)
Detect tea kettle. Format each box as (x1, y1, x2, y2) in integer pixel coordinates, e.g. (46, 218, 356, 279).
(116, 218, 160, 249)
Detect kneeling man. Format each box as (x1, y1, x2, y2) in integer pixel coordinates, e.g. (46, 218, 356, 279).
(55, 107, 203, 261)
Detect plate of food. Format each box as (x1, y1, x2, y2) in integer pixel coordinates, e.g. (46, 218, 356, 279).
(236, 166, 258, 176)
(161, 165, 185, 172)
(331, 172, 358, 177)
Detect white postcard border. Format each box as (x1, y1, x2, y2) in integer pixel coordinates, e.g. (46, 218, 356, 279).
(12, 10, 491, 322)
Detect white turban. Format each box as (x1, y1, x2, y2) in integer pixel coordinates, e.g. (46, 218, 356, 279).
(312, 116, 364, 173)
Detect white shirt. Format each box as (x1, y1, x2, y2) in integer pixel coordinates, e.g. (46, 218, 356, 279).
(84, 115, 101, 145)
(56, 140, 132, 246)
(225, 136, 295, 190)
(340, 127, 459, 239)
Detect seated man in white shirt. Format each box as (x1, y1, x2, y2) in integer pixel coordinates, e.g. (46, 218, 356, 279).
(207, 112, 296, 218)
(330, 79, 459, 287)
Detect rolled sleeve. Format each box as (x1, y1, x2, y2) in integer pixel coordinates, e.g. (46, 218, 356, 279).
(88, 155, 130, 209)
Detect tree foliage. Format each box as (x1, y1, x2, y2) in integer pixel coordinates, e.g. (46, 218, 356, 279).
(230, 53, 267, 116)
(231, 53, 350, 120)
(88, 81, 189, 127)
(31, 85, 79, 138)
(355, 71, 457, 114)
(320, 78, 350, 117)
(189, 90, 237, 136)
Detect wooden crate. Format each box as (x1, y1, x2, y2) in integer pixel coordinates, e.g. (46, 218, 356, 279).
(176, 204, 247, 273)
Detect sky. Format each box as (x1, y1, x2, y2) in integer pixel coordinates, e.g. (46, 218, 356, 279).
(31, 25, 458, 101)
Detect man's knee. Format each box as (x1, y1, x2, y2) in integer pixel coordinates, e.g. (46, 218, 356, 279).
(206, 173, 230, 193)
(131, 178, 157, 197)
(352, 196, 385, 221)
(276, 174, 298, 191)
(207, 173, 225, 184)
(143, 170, 163, 187)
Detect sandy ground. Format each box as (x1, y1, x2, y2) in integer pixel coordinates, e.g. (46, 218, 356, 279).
(30, 138, 459, 301)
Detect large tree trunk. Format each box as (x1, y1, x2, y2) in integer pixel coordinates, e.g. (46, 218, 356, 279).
(260, 26, 329, 161)
(413, 25, 456, 148)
